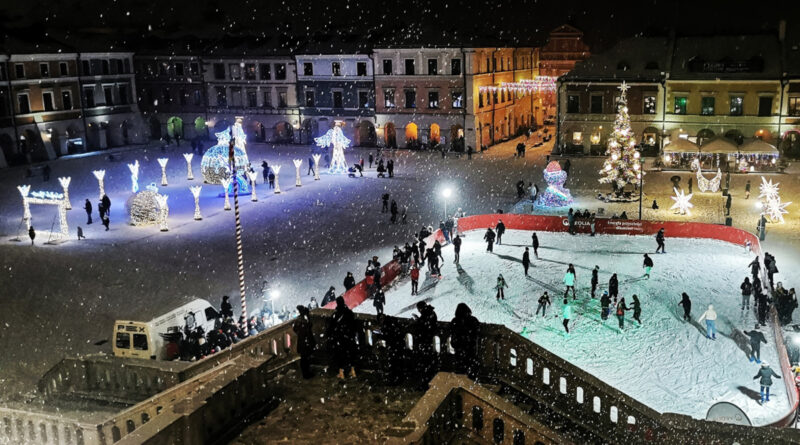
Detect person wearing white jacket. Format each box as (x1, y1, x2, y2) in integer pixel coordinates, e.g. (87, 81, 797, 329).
(698, 304, 718, 340)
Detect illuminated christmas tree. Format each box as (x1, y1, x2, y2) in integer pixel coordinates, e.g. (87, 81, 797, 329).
(599, 82, 642, 190)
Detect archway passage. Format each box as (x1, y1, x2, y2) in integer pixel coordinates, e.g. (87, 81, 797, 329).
(405, 122, 418, 143)
(450, 124, 465, 152)
(23, 129, 48, 162)
(0, 133, 18, 165)
(251, 121, 266, 142)
(167, 116, 184, 139)
(274, 121, 294, 143)
(66, 124, 83, 154)
(384, 123, 397, 148)
(780, 130, 800, 159)
(724, 129, 744, 145)
(430, 123, 441, 145)
(357, 121, 377, 147)
(697, 129, 715, 146)
(149, 116, 161, 140)
(194, 117, 206, 139)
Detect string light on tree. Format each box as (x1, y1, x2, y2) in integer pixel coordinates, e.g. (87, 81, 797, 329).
(312, 154, 321, 180)
(314, 126, 350, 174)
(272, 165, 282, 194)
(190, 186, 203, 220)
(58, 177, 72, 210)
(183, 153, 194, 180)
(221, 178, 231, 210)
(157, 158, 169, 186)
(670, 187, 694, 215)
(127, 160, 140, 193)
(293, 159, 302, 187)
(93, 170, 106, 200)
(155, 195, 169, 231)
(598, 82, 642, 190)
(247, 171, 258, 202)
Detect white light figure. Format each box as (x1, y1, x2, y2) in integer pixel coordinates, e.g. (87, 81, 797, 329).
(155, 194, 169, 231)
(314, 126, 351, 174)
(221, 178, 231, 210)
(247, 171, 258, 202)
(190, 186, 203, 220)
(127, 160, 140, 193)
(17, 185, 31, 228)
(158, 158, 169, 186)
(93, 170, 106, 200)
(695, 167, 721, 193)
(759, 176, 791, 223)
(293, 159, 302, 187)
(183, 153, 194, 180)
(273, 165, 282, 194)
(312, 154, 321, 180)
(58, 177, 72, 210)
(759, 176, 780, 201)
(670, 187, 694, 215)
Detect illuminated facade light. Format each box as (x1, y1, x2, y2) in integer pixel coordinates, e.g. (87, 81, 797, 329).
(158, 158, 169, 186)
(293, 159, 302, 187)
(190, 186, 203, 220)
(312, 154, 321, 181)
(58, 177, 72, 210)
(272, 165, 282, 194)
(93, 170, 106, 200)
(127, 160, 140, 193)
(183, 153, 195, 180)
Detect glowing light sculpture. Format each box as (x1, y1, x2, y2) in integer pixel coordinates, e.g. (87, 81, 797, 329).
(127, 160, 140, 193)
(534, 161, 574, 208)
(155, 195, 169, 231)
(128, 184, 166, 226)
(696, 167, 721, 193)
(599, 82, 642, 190)
(183, 153, 194, 180)
(58, 177, 72, 210)
(312, 154, 321, 180)
(272, 165, 282, 194)
(93, 170, 106, 200)
(314, 126, 350, 174)
(190, 186, 203, 220)
(221, 178, 231, 210)
(200, 123, 250, 195)
(19, 189, 69, 239)
(158, 158, 169, 186)
(293, 159, 302, 187)
(759, 176, 780, 201)
(247, 171, 258, 202)
(670, 187, 694, 215)
(759, 176, 791, 223)
(18, 185, 32, 227)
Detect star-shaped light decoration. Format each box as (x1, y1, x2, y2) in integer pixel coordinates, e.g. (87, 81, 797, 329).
(617, 81, 630, 93)
(670, 187, 693, 215)
(765, 197, 791, 223)
(759, 176, 780, 201)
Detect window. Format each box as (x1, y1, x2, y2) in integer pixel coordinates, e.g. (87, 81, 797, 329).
(190, 62, 200, 75)
(478, 93, 484, 108)
(277, 89, 287, 107)
(59, 62, 68, 76)
(213, 63, 225, 80)
(229, 87, 242, 107)
(161, 87, 170, 105)
(115, 332, 130, 349)
(427, 59, 438, 75)
(263, 90, 272, 108)
(701, 97, 715, 115)
(451, 59, 461, 75)
(15, 64, 24, 79)
(729, 95, 743, 116)
(118, 84, 129, 104)
(333, 91, 343, 108)
(358, 91, 369, 108)
(175, 63, 184, 76)
(674, 96, 687, 115)
(590, 95, 603, 114)
(789, 97, 800, 116)
(405, 59, 415, 75)
(123, 58, 131, 74)
(331, 62, 342, 76)
(643, 95, 656, 114)
(275, 64, 286, 80)
(244, 64, 256, 80)
(192, 90, 203, 106)
(572, 132, 582, 144)
(81, 60, 90, 75)
(382, 59, 393, 75)
(101, 60, 110, 75)
(215, 87, 227, 107)
(229, 64, 242, 80)
(384, 89, 395, 108)
(133, 334, 148, 350)
(114, 59, 123, 74)
(305, 90, 315, 107)
(62, 91, 73, 110)
(405, 90, 416, 108)
(357, 62, 367, 76)
(40, 63, 49, 78)
(159, 63, 167, 76)
(492, 90, 498, 105)
(247, 89, 257, 107)
(567, 94, 579, 113)
(83, 87, 95, 108)
(303, 62, 313, 76)
(428, 91, 439, 108)
(42, 92, 54, 111)
(452, 91, 463, 108)
(260, 63, 271, 80)
(758, 96, 773, 117)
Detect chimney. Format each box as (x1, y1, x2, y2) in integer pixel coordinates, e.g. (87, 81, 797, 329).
(779, 19, 786, 42)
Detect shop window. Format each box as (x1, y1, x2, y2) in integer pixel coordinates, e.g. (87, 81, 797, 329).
(572, 132, 582, 145)
(758, 96, 773, 117)
(729, 95, 743, 116)
(643, 95, 656, 114)
(567, 94, 579, 113)
(674, 96, 687, 115)
(701, 97, 715, 115)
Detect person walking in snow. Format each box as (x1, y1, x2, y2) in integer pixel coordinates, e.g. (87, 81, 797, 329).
(744, 324, 768, 363)
(102, 194, 111, 214)
(616, 297, 629, 330)
(532, 232, 539, 258)
(84, 199, 93, 224)
(28, 226, 35, 245)
(536, 292, 551, 317)
(102, 214, 110, 231)
(410, 264, 420, 295)
(373, 289, 386, 315)
(329, 297, 358, 380)
(343, 272, 356, 291)
(387, 159, 394, 178)
(381, 193, 390, 213)
(495, 220, 506, 245)
(390, 200, 398, 223)
(292, 305, 316, 379)
(522, 247, 531, 276)
(740, 277, 753, 310)
(601, 291, 611, 321)
(484, 227, 496, 252)
(495, 274, 508, 300)
(591, 265, 599, 298)
(679, 292, 692, 321)
(754, 362, 780, 404)
(698, 304, 717, 340)
(412, 301, 439, 388)
(77, 226, 85, 240)
(453, 235, 462, 263)
(655, 228, 666, 253)
(268, 170, 275, 189)
(563, 264, 576, 299)
(567, 208, 576, 235)
(562, 299, 572, 335)
(368, 153, 374, 169)
(608, 273, 619, 302)
(450, 303, 480, 378)
(631, 295, 642, 325)
(749, 256, 760, 281)
(643, 254, 654, 279)
(745, 179, 751, 199)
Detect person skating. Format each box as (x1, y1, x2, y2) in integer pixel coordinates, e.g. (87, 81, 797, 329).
(532, 232, 539, 259)
(679, 292, 692, 321)
(744, 324, 768, 364)
(373, 289, 386, 315)
(655, 228, 666, 253)
(563, 264, 577, 299)
(410, 264, 420, 295)
(84, 199, 93, 224)
(601, 291, 611, 321)
(631, 294, 642, 325)
(292, 305, 316, 379)
(321, 286, 337, 307)
(536, 292, 551, 317)
(562, 299, 572, 335)
(381, 193, 390, 213)
(643, 254, 654, 279)
(616, 297, 629, 330)
(609, 273, 619, 302)
(753, 362, 780, 404)
(748, 256, 760, 281)
(698, 304, 717, 340)
(567, 208, 576, 235)
(591, 265, 599, 298)
(453, 235, 462, 263)
(740, 277, 753, 310)
(28, 226, 35, 245)
(102, 214, 110, 231)
(343, 272, 356, 291)
(484, 227, 496, 252)
(77, 226, 85, 240)
(329, 297, 357, 379)
(450, 303, 480, 378)
(522, 247, 531, 276)
(495, 274, 508, 300)
(495, 220, 506, 245)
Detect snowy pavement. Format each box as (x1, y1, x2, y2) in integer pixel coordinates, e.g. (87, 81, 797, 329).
(355, 229, 789, 426)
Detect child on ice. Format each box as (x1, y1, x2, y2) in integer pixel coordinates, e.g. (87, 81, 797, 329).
(754, 362, 780, 404)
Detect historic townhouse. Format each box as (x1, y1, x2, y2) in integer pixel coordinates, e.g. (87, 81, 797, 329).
(539, 25, 590, 119)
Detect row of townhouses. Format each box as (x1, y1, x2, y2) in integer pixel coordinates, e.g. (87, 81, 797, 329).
(557, 22, 800, 161)
(0, 25, 589, 167)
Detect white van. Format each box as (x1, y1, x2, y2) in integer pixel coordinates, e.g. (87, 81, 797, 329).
(113, 299, 219, 360)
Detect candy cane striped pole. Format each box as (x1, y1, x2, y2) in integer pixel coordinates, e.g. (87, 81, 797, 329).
(229, 138, 247, 333)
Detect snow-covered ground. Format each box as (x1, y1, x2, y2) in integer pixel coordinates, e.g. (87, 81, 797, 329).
(355, 229, 789, 426)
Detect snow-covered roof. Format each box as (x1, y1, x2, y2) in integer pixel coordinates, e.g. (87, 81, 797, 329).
(670, 35, 781, 80)
(563, 37, 669, 82)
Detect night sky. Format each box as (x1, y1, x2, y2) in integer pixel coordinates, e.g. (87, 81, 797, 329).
(1, 0, 799, 51)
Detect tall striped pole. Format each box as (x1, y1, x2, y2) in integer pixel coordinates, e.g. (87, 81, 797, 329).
(229, 137, 247, 333)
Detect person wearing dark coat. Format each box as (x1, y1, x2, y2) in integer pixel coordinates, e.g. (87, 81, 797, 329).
(98, 200, 106, 220)
(453, 235, 462, 263)
(28, 226, 35, 245)
(373, 289, 386, 315)
(536, 292, 551, 317)
(567, 208, 576, 235)
(387, 159, 394, 178)
(522, 248, 531, 276)
(101, 194, 111, 213)
(532, 232, 539, 258)
(102, 215, 110, 231)
(744, 324, 768, 363)
(765, 253, 778, 290)
(655, 228, 666, 253)
(484, 228, 496, 252)
(679, 293, 692, 321)
(220, 296, 234, 319)
(84, 199, 93, 224)
(608, 273, 619, 302)
(329, 297, 357, 379)
(643, 254, 654, 279)
(616, 297, 629, 330)
(390, 200, 398, 223)
(373, 314, 406, 384)
(343, 272, 356, 291)
(740, 277, 753, 310)
(450, 303, 480, 378)
(261, 161, 269, 182)
(381, 193, 390, 213)
(631, 294, 642, 325)
(293, 306, 316, 378)
(268, 170, 275, 188)
(600, 291, 611, 321)
(413, 301, 439, 387)
(307, 157, 314, 175)
(756, 291, 768, 327)
(754, 362, 780, 404)
(749, 257, 761, 280)
(42, 164, 51, 182)
(368, 153, 374, 168)
(321, 286, 337, 307)
(591, 266, 599, 299)
(495, 220, 506, 245)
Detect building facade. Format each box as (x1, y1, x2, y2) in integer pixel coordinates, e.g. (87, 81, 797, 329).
(295, 53, 375, 145)
(539, 25, 590, 119)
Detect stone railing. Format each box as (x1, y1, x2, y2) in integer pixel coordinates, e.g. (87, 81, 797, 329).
(0, 407, 100, 445)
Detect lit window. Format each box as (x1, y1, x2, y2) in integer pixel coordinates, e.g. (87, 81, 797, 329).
(384, 89, 395, 108)
(674, 96, 687, 115)
(729, 96, 743, 116)
(452, 91, 463, 108)
(789, 97, 800, 116)
(572, 132, 582, 144)
(331, 62, 342, 76)
(428, 91, 439, 108)
(701, 97, 715, 115)
(643, 96, 656, 114)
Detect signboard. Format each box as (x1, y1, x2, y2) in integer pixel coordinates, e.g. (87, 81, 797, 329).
(706, 402, 751, 426)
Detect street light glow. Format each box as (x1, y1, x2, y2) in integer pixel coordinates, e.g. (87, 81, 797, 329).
(442, 188, 452, 198)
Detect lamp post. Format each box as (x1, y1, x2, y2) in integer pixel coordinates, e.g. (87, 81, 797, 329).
(442, 187, 452, 220)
